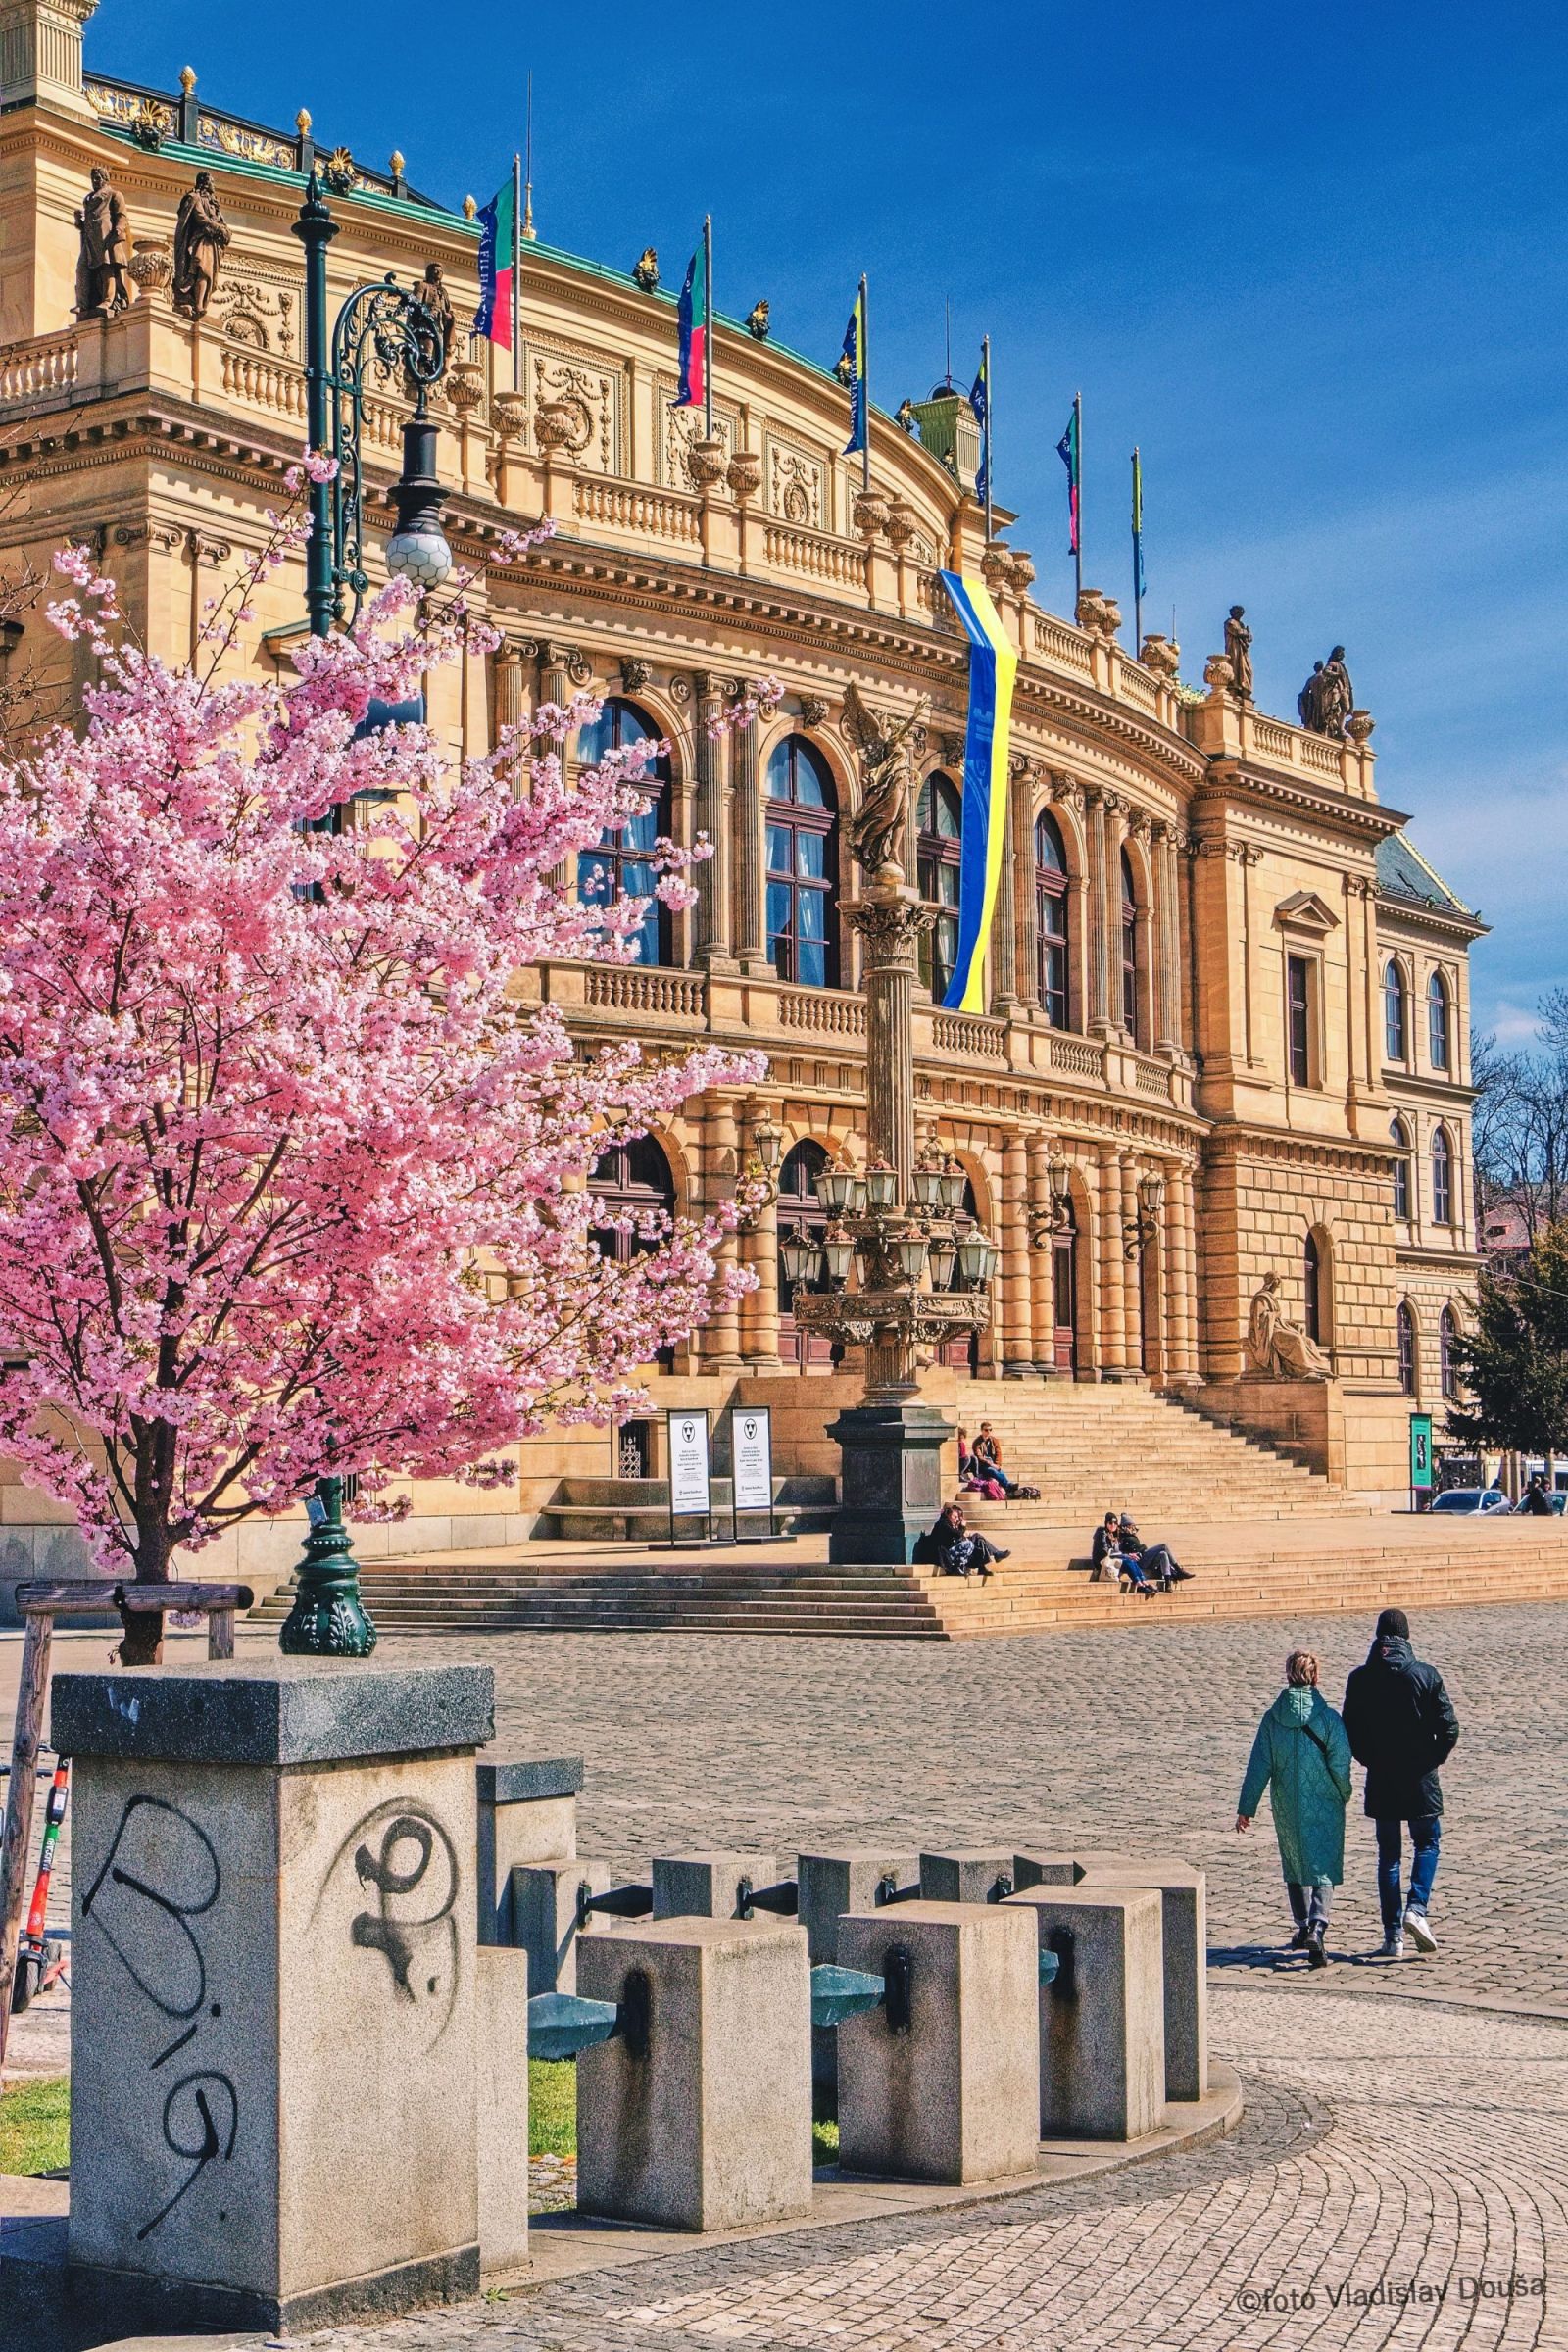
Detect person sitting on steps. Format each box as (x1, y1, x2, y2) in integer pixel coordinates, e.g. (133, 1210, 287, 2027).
(956, 1427, 1005, 1501)
(1090, 1509, 1152, 1593)
(1115, 1511, 1193, 1590)
(971, 1421, 1017, 1494)
(929, 1498, 1009, 1580)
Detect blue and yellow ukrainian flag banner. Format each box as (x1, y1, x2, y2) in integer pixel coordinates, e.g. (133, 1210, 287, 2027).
(939, 570, 1017, 1013)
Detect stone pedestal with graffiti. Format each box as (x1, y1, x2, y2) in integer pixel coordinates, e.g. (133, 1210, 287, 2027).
(53, 1657, 496, 2337)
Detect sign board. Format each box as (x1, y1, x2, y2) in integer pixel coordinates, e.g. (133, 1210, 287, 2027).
(731, 1408, 774, 1515)
(1408, 1412, 1434, 1492)
(667, 1410, 711, 1518)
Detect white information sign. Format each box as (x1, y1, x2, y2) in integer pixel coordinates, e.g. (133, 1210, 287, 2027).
(731, 1408, 774, 1515)
(667, 1411, 711, 1518)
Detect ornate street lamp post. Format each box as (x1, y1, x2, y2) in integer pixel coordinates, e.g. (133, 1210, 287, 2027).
(278, 174, 450, 1660)
(788, 710, 997, 1560)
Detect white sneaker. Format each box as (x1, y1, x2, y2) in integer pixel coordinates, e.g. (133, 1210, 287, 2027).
(1378, 1933, 1405, 1960)
(1404, 1908, 1437, 1954)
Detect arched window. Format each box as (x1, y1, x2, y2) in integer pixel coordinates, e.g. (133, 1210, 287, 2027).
(575, 700, 672, 965)
(916, 773, 962, 1000)
(589, 1134, 677, 1368)
(1428, 971, 1450, 1071)
(1120, 849, 1140, 1042)
(1440, 1305, 1458, 1399)
(1303, 1231, 1324, 1345)
(765, 736, 839, 988)
(776, 1140, 835, 1369)
(1396, 1301, 1417, 1396)
(1035, 812, 1069, 1028)
(1432, 1127, 1453, 1225)
(1391, 1116, 1412, 1221)
(1384, 960, 1406, 1062)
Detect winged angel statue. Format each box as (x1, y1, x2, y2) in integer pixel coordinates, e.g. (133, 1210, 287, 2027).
(842, 682, 932, 882)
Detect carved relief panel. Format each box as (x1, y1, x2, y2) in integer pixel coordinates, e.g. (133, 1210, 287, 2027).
(211, 255, 299, 356)
(763, 434, 825, 529)
(655, 380, 739, 487)
(526, 338, 623, 474)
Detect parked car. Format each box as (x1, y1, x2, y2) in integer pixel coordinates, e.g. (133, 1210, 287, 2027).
(1430, 1487, 1513, 1515)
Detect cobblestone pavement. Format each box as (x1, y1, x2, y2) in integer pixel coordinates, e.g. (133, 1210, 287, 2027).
(316, 1984, 1568, 2352)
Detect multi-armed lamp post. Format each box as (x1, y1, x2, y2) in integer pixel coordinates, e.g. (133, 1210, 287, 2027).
(278, 173, 451, 1659)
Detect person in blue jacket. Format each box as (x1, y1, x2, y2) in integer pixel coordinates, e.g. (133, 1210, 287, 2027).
(1237, 1648, 1353, 1968)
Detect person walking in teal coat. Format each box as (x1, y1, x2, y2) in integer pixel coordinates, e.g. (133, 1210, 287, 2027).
(1236, 1649, 1353, 1968)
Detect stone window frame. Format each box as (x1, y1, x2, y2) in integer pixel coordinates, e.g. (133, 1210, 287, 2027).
(1431, 1124, 1455, 1227)
(1428, 968, 1452, 1073)
(1396, 1298, 1419, 1397)
(1391, 1114, 1414, 1223)
(915, 771, 963, 1003)
(1383, 956, 1410, 1066)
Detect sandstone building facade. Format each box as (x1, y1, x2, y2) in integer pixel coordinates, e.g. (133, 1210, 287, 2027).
(0, 5, 1483, 1574)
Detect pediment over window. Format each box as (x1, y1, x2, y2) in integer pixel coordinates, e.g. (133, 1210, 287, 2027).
(1274, 890, 1340, 934)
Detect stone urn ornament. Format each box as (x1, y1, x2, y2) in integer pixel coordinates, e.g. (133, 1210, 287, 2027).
(726, 447, 761, 503)
(1007, 548, 1036, 592)
(852, 485, 888, 537)
(445, 360, 485, 418)
(1346, 709, 1376, 746)
(534, 398, 576, 455)
(491, 389, 529, 444)
(127, 237, 173, 301)
(688, 435, 728, 489)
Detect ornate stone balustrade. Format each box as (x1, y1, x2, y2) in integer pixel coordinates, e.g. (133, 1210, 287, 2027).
(1031, 611, 1097, 678)
(1132, 1054, 1175, 1100)
(926, 1008, 1007, 1062)
(762, 521, 867, 591)
(1115, 659, 1160, 714)
(1042, 1030, 1107, 1080)
(573, 477, 703, 549)
(581, 966, 707, 1019)
(774, 988, 866, 1037)
(0, 328, 78, 409)
(220, 345, 307, 425)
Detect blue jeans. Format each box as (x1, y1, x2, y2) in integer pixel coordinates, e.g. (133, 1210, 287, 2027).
(1375, 1814, 1441, 1935)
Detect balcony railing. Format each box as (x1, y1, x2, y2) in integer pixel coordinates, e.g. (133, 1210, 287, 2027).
(0, 328, 78, 409)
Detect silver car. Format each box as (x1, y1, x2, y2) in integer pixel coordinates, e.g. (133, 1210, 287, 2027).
(1429, 1487, 1513, 1515)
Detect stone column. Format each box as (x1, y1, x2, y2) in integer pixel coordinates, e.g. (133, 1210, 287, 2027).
(1011, 762, 1040, 1006)
(691, 670, 734, 968)
(741, 1092, 782, 1369)
(1103, 798, 1129, 1037)
(1122, 1157, 1146, 1374)
(1173, 1163, 1200, 1382)
(494, 641, 527, 798)
(539, 640, 574, 895)
(1096, 1145, 1126, 1375)
(701, 1093, 743, 1371)
(1000, 1130, 1033, 1375)
(1153, 823, 1182, 1054)
(731, 688, 768, 973)
(1027, 1133, 1057, 1371)
(1086, 789, 1111, 1034)
(991, 791, 1019, 1015)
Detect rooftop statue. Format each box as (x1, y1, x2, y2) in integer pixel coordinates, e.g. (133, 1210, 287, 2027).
(172, 172, 230, 322)
(1224, 605, 1253, 701)
(1298, 645, 1354, 736)
(74, 167, 129, 319)
(842, 682, 931, 882)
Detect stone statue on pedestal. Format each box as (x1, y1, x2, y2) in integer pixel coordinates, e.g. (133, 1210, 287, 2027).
(1223, 606, 1253, 700)
(418, 261, 456, 368)
(1298, 646, 1354, 736)
(1243, 1272, 1332, 1380)
(74, 168, 130, 318)
(842, 682, 931, 883)
(172, 171, 230, 320)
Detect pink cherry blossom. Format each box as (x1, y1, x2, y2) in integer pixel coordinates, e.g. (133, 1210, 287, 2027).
(0, 515, 766, 1594)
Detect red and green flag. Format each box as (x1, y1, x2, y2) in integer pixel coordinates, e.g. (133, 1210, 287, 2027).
(473, 169, 518, 350)
(672, 220, 711, 411)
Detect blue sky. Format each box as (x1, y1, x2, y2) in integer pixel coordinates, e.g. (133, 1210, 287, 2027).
(98, 1, 1567, 1041)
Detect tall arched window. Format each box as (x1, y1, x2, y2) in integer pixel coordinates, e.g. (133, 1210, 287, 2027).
(765, 736, 839, 988)
(1384, 959, 1406, 1062)
(1440, 1305, 1458, 1399)
(1432, 1127, 1453, 1225)
(1396, 1301, 1417, 1396)
(776, 1140, 835, 1369)
(1120, 850, 1141, 1042)
(916, 773, 962, 1000)
(576, 700, 672, 965)
(1391, 1116, 1412, 1221)
(1035, 812, 1069, 1028)
(1303, 1231, 1324, 1345)
(1428, 971, 1450, 1071)
(589, 1134, 677, 1368)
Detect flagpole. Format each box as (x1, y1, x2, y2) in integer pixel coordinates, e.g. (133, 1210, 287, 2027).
(510, 150, 522, 393)
(1073, 388, 1083, 606)
(704, 214, 713, 444)
(521, 74, 536, 242)
(1131, 446, 1142, 655)
(859, 272, 870, 492)
(983, 332, 993, 547)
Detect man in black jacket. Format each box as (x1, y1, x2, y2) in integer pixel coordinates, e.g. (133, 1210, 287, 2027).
(1342, 1608, 1460, 1959)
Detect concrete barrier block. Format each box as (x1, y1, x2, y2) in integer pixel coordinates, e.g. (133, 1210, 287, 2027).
(576, 1916, 812, 2232)
(509, 1859, 613, 1993)
(836, 1900, 1040, 2185)
(918, 1848, 1017, 1904)
(652, 1850, 778, 1920)
(476, 1757, 583, 1944)
(1075, 1855, 1207, 2101)
(1006, 1886, 1166, 2141)
(475, 1946, 528, 2276)
(798, 1849, 919, 2094)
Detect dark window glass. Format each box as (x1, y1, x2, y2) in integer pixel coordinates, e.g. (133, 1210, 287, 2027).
(777, 1140, 838, 1369)
(765, 736, 838, 988)
(917, 773, 963, 999)
(1396, 1302, 1416, 1396)
(1287, 956, 1311, 1086)
(1384, 960, 1406, 1062)
(1432, 1128, 1452, 1225)
(575, 701, 671, 965)
(1120, 849, 1140, 1041)
(1429, 971, 1450, 1070)
(1391, 1118, 1411, 1220)
(1304, 1232, 1323, 1345)
(1035, 811, 1069, 1028)
(1440, 1306, 1457, 1398)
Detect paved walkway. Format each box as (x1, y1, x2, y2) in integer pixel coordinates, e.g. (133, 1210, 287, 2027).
(4, 1604, 1566, 2344)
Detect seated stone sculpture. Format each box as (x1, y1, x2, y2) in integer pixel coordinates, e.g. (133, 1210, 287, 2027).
(1244, 1271, 1331, 1380)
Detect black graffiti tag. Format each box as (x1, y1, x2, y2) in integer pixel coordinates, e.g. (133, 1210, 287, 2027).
(137, 2071, 239, 2241)
(81, 1796, 220, 2019)
(349, 1807, 459, 2012)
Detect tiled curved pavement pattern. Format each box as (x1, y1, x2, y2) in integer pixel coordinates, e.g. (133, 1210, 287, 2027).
(319, 1986, 1568, 2352)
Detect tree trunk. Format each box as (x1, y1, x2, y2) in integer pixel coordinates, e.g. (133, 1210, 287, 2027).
(117, 1520, 172, 1667)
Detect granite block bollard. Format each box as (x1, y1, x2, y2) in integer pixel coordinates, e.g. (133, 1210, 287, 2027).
(653, 1850, 780, 1920)
(835, 1900, 1041, 2185)
(55, 1657, 495, 2337)
(475, 1946, 529, 2276)
(918, 1848, 1018, 1904)
(798, 1848, 919, 2093)
(509, 1858, 616, 1994)
(1005, 1886, 1166, 2141)
(575, 1915, 813, 2231)
(1076, 1855, 1208, 2102)
(475, 1756, 582, 1944)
